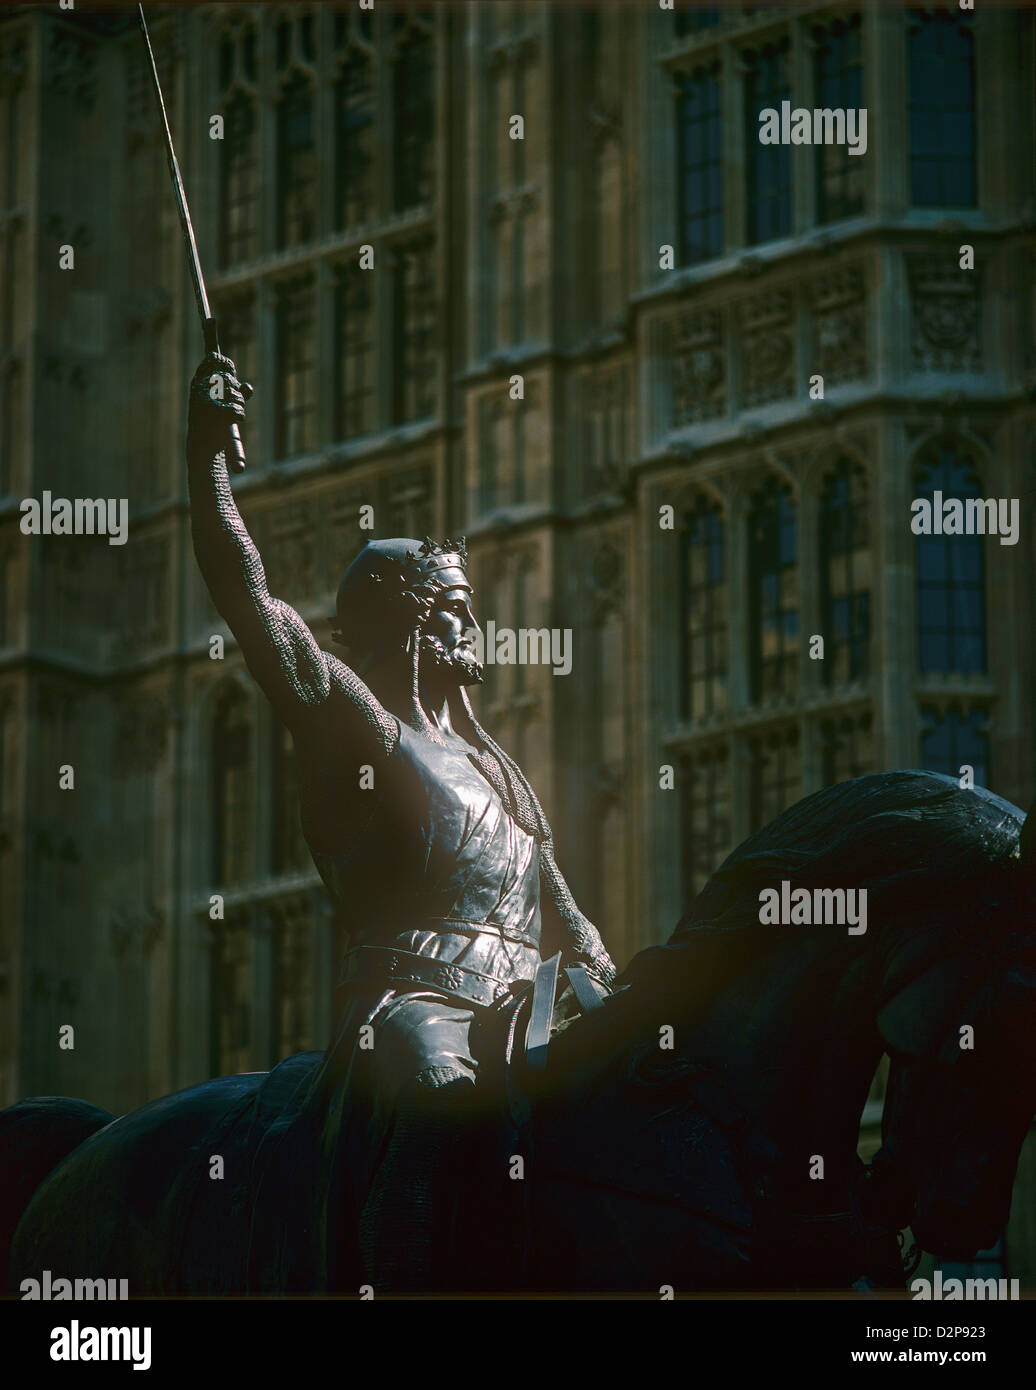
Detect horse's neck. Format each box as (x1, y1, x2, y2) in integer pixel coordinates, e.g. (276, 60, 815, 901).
(680, 938, 884, 1175)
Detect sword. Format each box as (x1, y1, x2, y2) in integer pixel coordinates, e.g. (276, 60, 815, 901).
(138, 3, 247, 472)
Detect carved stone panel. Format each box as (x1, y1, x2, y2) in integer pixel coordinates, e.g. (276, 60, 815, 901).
(908, 252, 981, 374)
(672, 309, 726, 426)
(739, 289, 795, 409)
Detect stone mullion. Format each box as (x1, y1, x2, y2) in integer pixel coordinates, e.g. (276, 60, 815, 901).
(315, 258, 334, 449)
(875, 419, 916, 769)
(791, 16, 814, 235)
(869, 2, 908, 220)
(798, 484, 822, 700)
(728, 481, 751, 713)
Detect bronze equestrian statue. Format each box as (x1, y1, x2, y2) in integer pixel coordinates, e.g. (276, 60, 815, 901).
(2, 355, 1034, 1296)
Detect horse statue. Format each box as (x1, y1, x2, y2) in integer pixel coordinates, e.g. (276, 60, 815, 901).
(3, 770, 1034, 1295)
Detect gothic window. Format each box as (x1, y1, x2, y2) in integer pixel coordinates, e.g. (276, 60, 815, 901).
(821, 711, 874, 786)
(676, 63, 724, 265)
(392, 24, 435, 212)
(749, 725, 802, 832)
(820, 459, 870, 685)
(392, 239, 437, 425)
(335, 50, 374, 231)
(219, 92, 259, 266)
(813, 13, 864, 223)
(749, 479, 798, 701)
(277, 73, 317, 250)
(920, 705, 990, 787)
(908, 8, 976, 208)
(275, 276, 318, 458)
(744, 37, 792, 244)
(915, 443, 986, 675)
(209, 918, 251, 1076)
(211, 689, 253, 886)
(680, 745, 731, 908)
(680, 497, 728, 720)
(271, 722, 309, 875)
(333, 264, 375, 440)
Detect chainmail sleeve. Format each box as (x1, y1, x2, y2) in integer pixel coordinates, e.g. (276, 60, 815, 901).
(187, 370, 396, 757)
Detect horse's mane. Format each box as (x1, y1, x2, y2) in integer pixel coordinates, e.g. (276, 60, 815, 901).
(614, 771, 1025, 1018)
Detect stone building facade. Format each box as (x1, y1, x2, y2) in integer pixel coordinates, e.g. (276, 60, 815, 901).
(0, 2, 1033, 1279)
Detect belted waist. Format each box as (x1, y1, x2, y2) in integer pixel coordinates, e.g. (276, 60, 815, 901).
(341, 944, 536, 1009)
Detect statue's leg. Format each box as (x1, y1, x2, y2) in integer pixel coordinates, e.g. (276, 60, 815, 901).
(358, 1066, 477, 1294)
(357, 995, 481, 1294)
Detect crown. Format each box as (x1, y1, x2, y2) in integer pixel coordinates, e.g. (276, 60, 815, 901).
(402, 536, 469, 581)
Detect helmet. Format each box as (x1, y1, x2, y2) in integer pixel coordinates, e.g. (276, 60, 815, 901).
(333, 536, 471, 658)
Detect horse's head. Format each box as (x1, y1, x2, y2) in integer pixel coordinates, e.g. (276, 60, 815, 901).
(609, 770, 1033, 1277)
(871, 784, 1036, 1258)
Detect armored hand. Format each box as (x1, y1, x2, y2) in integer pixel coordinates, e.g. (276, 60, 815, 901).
(187, 352, 253, 461)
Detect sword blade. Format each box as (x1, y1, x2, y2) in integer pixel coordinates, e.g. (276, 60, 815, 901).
(138, 4, 212, 335)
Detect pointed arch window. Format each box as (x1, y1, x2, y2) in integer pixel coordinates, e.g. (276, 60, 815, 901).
(749, 479, 798, 701)
(680, 496, 728, 720)
(271, 722, 309, 875)
(915, 442, 986, 675)
(676, 62, 724, 265)
(820, 459, 870, 685)
(920, 704, 990, 787)
(749, 725, 801, 831)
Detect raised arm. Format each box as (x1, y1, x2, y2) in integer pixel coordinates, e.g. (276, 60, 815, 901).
(539, 840, 616, 989)
(186, 352, 395, 753)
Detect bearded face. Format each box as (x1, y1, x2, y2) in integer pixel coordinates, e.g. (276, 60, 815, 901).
(419, 586, 484, 686)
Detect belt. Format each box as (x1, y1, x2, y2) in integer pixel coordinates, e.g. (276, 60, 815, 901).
(341, 944, 531, 1009)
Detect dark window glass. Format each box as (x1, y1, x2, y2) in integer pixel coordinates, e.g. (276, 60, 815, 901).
(908, 9, 976, 207)
(277, 75, 317, 249)
(915, 444, 986, 674)
(820, 459, 870, 684)
(393, 29, 434, 211)
(392, 240, 436, 424)
(333, 265, 375, 440)
(335, 51, 374, 230)
(813, 13, 864, 222)
(212, 691, 252, 885)
(275, 277, 318, 458)
(749, 479, 798, 701)
(749, 726, 802, 831)
(681, 746, 731, 908)
(920, 705, 990, 787)
(680, 497, 728, 719)
(677, 64, 724, 264)
(745, 38, 792, 244)
(220, 93, 259, 266)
